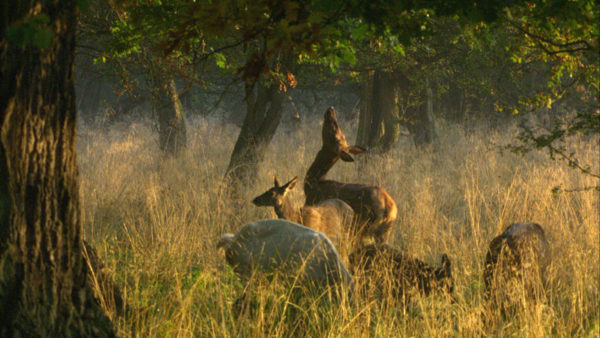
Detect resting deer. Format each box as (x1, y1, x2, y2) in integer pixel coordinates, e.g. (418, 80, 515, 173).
(484, 222, 551, 313)
(349, 244, 454, 305)
(304, 107, 397, 244)
(252, 176, 354, 247)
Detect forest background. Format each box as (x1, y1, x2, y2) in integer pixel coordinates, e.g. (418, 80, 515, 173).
(0, 0, 598, 336)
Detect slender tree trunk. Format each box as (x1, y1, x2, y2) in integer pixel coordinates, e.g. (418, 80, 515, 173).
(153, 77, 187, 156)
(225, 54, 294, 187)
(377, 71, 401, 151)
(356, 71, 374, 147)
(0, 0, 114, 335)
(399, 75, 436, 147)
(76, 75, 102, 116)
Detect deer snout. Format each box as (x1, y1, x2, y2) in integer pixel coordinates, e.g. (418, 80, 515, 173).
(252, 193, 272, 206)
(251, 196, 262, 206)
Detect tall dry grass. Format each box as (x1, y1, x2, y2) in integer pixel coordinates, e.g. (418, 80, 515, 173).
(78, 115, 599, 337)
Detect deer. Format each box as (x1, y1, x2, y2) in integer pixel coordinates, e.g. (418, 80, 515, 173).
(252, 176, 354, 247)
(483, 222, 551, 313)
(304, 107, 398, 245)
(349, 243, 454, 305)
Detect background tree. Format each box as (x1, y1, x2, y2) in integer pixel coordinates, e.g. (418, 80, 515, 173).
(0, 0, 114, 335)
(159, 0, 500, 182)
(502, 0, 599, 189)
(81, 0, 192, 156)
(78, 0, 598, 188)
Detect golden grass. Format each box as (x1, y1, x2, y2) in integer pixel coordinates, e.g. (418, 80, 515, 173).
(78, 116, 599, 337)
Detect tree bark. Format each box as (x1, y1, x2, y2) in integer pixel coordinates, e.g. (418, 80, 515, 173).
(356, 71, 374, 147)
(225, 54, 294, 187)
(377, 71, 401, 151)
(0, 1, 115, 335)
(355, 70, 400, 152)
(153, 77, 187, 156)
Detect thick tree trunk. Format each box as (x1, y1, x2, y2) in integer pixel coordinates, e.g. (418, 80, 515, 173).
(0, 1, 115, 335)
(225, 81, 288, 186)
(153, 77, 187, 156)
(225, 54, 294, 187)
(355, 70, 400, 152)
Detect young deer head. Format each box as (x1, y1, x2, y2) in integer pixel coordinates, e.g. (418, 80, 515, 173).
(253, 176, 354, 246)
(252, 177, 301, 223)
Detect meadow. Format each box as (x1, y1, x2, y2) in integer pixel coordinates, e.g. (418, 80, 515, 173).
(78, 115, 599, 337)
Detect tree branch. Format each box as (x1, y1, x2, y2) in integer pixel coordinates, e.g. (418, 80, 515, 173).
(508, 20, 593, 55)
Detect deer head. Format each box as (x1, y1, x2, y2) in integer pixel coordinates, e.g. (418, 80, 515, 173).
(252, 176, 298, 208)
(322, 107, 365, 162)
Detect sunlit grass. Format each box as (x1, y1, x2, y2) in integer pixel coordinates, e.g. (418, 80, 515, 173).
(78, 115, 599, 337)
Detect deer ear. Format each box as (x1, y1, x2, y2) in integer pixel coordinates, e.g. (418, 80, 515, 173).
(284, 176, 298, 191)
(274, 176, 280, 187)
(349, 146, 366, 154)
(340, 151, 354, 162)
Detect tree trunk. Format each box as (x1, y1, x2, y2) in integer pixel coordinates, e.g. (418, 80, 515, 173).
(356, 71, 374, 147)
(153, 78, 187, 156)
(0, 1, 115, 335)
(225, 81, 288, 186)
(377, 71, 401, 151)
(355, 70, 400, 152)
(398, 75, 436, 147)
(225, 54, 294, 187)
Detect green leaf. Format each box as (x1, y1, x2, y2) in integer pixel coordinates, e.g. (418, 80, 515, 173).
(213, 52, 227, 69)
(392, 43, 405, 57)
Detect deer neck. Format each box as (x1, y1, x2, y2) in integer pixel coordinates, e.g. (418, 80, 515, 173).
(274, 196, 302, 224)
(305, 148, 339, 183)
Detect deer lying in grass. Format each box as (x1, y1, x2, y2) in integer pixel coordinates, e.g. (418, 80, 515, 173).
(304, 107, 397, 244)
(349, 244, 454, 305)
(484, 222, 551, 312)
(217, 219, 353, 295)
(252, 176, 354, 246)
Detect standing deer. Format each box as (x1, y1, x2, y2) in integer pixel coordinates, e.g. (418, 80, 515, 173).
(304, 107, 397, 244)
(252, 176, 354, 247)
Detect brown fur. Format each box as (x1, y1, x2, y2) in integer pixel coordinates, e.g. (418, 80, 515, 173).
(304, 107, 397, 244)
(349, 244, 453, 304)
(252, 176, 353, 246)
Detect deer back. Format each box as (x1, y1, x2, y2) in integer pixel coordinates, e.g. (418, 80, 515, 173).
(301, 198, 354, 245)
